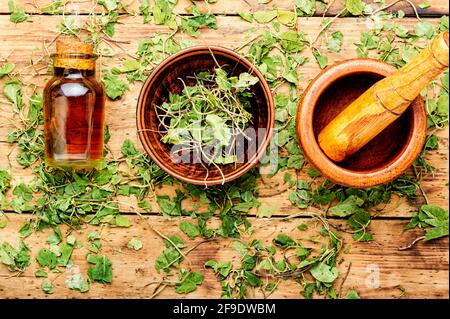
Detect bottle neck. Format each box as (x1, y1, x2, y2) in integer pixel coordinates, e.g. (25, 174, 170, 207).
(53, 67, 95, 77)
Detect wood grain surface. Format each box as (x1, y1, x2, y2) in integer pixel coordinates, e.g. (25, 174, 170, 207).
(0, 0, 448, 16)
(0, 215, 448, 299)
(0, 0, 448, 299)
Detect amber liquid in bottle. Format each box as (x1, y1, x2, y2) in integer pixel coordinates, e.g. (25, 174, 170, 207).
(44, 48, 105, 169)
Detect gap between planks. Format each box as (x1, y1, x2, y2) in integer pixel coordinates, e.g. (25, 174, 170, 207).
(0, 0, 447, 17)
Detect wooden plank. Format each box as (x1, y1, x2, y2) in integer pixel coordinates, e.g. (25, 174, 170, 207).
(0, 0, 448, 17)
(0, 214, 447, 298)
(0, 126, 447, 218)
(0, 15, 448, 217)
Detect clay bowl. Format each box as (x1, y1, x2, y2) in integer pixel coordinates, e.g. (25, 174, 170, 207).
(137, 46, 275, 186)
(297, 59, 427, 188)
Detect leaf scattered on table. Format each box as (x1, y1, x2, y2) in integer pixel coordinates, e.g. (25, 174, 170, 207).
(175, 269, 204, 294)
(8, 0, 29, 23)
(42, 280, 54, 294)
(87, 255, 113, 284)
(127, 237, 143, 251)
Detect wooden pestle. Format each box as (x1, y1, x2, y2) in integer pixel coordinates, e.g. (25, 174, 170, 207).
(318, 32, 449, 163)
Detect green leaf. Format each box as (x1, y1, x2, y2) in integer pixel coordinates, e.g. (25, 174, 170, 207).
(418, 1, 431, 9)
(256, 203, 277, 218)
(419, 204, 448, 227)
(346, 289, 360, 298)
(3, 78, 23, 112)
(0, 169, 11, 193)
(19, 222, 33, 238)
(424, 225, 449, 241)
(58, 243, 74, 266)
(0, 241, 30, 271)
(115, 215, 131, 227)
(127, 238, 143, 251)
(279, 31, 306, 53)
(287, 154, 304, 169)
(140, 0, 151, 23)
(47, 227, 62, 245)
(42, 280, 54, 294)
(180, 221, 201, 239)
(157, 195, 179, 216)
(301, 282, 316, 298)
(205, 260, 233, 279)
(310, 262, 339, 283)
(121, 139, 138, 157)
(175, 270, 204, 294)
(205, 114, 232, 146)
(295, 0, 316, 17)
(273, 234, 296, 248)
(59, 16, 80, 36)
(313, 51, 328, 69)
(277, 10, 296, 26)
(232, 72, 259, 89)
(120, 59, 141, 73)
(307, 168, 321, 178)
(87, 255, 113, 284)
(37, 248, 57, 270)
(98, 0, 119, 11)
(238, 12, 253, 23)
(35, 269, 48, 278)
(41, 0, 63, 14)
(66, 273, 90, 293)
(88, 231, 100, 242)
(253, 11, 277, 24)
(0, 63, 15, 78)
(327, 31, 343, 53)
(67, 235, 77, 246)
(242, 254, 257, 270)
(181, 6, 218, 37)
(155, 246, 181, 273)
(244, 270, 263, 287)
(102, 70, 129, 100)
(352, 231, 373, 242)
(346, 0, 365, 16)
(138, 200, 152, 213)
(8, 0, 29, 23)
(295, 247, 311, 260)
(329, 195, 365, 217)
(233, 241, 248, 257)
(436, 95, 449, 115)
(414, 21, 436, 39)
(13, 183, 33, 202)
(153, 0, 177, 29)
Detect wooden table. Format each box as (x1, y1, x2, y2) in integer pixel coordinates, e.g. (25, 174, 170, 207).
(0, 0, 448, 299)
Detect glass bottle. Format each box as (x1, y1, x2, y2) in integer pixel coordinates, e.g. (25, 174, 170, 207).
(44, 40, 105, 169)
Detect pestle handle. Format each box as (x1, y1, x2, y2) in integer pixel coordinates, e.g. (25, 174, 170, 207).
(318, 32, 449, 163)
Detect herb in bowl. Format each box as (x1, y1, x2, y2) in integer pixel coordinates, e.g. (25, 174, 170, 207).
(155, 67, 259, 182)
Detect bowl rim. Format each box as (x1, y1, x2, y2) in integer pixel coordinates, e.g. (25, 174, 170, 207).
(136, 45, 275, 185)
(296, 58, 427, 188)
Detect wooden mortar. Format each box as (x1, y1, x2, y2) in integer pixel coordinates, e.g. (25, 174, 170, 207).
(296, 59, 427, 188)
(318, 32, 449, 162)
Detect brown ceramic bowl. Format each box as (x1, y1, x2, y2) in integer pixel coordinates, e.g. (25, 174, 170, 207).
(297, 59, 427, 188)
(137, 46, 275, 185)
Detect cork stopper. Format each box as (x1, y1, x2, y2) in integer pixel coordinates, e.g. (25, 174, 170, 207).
(53, 40, 95, 70)
(56, 40, 94, 55)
